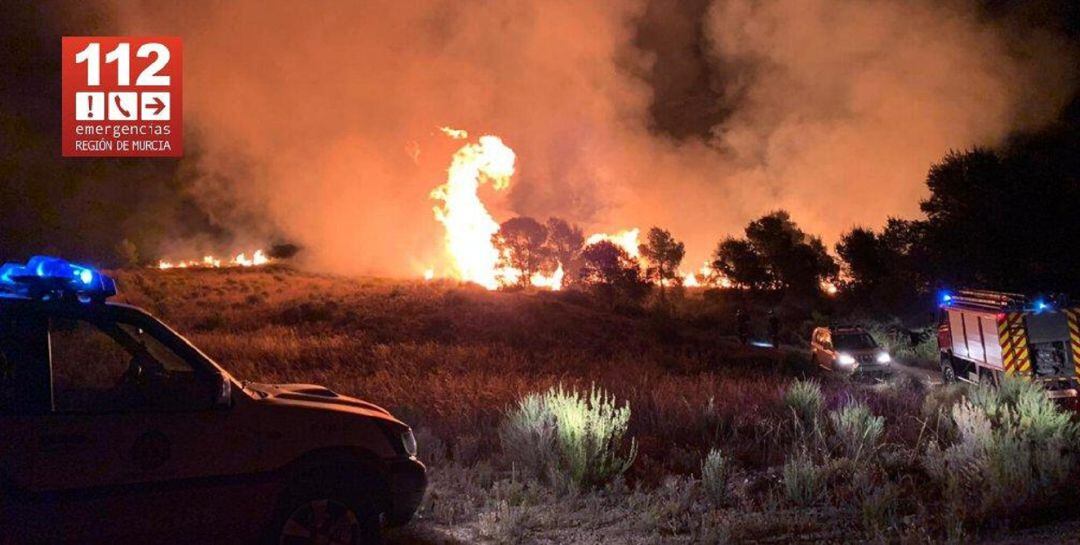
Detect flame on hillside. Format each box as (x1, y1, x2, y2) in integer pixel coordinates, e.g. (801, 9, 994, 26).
(585, 228, 641, 258)
(683, 261, 733, 288)
(427, 132, 741, 292)
(683, 272, 700, 287)
(821, 279, 839, 296)
(430, 129, 565, 290)
(439, 126, 468, 140)
(157, 250, 269, 270)
(429, 130, 515, 289)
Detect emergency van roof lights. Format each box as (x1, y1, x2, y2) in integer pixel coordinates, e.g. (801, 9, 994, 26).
(0, 256, 116, 302)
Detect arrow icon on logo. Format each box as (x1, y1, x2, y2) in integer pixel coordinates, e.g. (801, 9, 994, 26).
(147, 96, 167, 116)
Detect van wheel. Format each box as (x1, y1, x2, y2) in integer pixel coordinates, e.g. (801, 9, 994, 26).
(272, 469, 382, 545)
(940, 356, 957, 384)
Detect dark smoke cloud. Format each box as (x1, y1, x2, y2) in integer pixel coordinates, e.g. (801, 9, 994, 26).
(107, 0, 1077, 275)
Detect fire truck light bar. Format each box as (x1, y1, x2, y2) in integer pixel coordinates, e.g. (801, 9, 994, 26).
(939, 288, 1062, 313)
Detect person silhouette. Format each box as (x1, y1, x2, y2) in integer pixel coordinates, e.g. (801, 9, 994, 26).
(768, 310, 780, 348)
(736, 308, 750, 346)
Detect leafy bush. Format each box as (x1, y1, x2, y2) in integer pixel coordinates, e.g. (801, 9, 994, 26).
(784, 380, 823, 429)
(860, 481, 900, 541)
(500, 385, 637, 490)
(923, 377, 1080, 526)
(701, 448, 729, 505)
(887, 371, 925, 396)
(861, 321, 938, 364)
(499, 391, 559, 481)
(828, 401, 884, 461)
(782, 449, 823, 506)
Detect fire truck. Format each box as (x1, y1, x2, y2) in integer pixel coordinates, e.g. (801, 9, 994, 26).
(938, 289, 1080, 399)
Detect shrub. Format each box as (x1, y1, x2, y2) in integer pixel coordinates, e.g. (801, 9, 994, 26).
(887, 371, 925, 397)
(909, 329, 940, 362)
(784, 380, 823, 429)
(413, 427, 447, 468)
(499, 392, 559, 481)
(923, 377, 1080, 526)
(477, 500, 532, 544)
(921, 383, 967, 442)
(701, 448, 729, 505)
(860, 481, 900, 541)
(828, 401, 884, 461)
(861, 321, 938, 364)
(782, 449, 823, 506)
(500, 385, 637, 490)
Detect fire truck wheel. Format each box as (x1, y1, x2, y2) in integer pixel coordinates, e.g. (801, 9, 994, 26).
(940, 357, 957, 384)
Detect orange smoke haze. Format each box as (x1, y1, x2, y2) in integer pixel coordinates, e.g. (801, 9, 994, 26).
(111, 0, 1075, 277)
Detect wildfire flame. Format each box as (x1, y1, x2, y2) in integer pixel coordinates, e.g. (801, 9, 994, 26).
(429, 130, 568, 290)
(427, 131, 745, 293)
(530, 265, 564, 290)
(430, 132, 516, 290)
(679, 261, 734, 288)
(683, 273, 700, 287)
(821, 279, 839, 296)
(439, 126, 469, 140)
(157, 250, 269, 270)
(585, 228, 641, 258)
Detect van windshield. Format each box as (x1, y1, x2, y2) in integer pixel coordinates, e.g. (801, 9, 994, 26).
(834, 333, 878, 350)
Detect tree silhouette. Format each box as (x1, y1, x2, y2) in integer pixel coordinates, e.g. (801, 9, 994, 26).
(580, 240, 649, 305)
(639, 227, 685, 300)
(712, 238, 770, 290)
(492, 216, 551, 288)
(836, 228, 884, 292)
(743, 211, 837, 295)
(713, 211, 836, 295)
(836, 132, 1080, 307)
(836, 222, 922, 314)
(545, 217, 585, 287)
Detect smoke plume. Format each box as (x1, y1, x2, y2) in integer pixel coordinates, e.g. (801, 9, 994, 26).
(110, 0, 1075, 275)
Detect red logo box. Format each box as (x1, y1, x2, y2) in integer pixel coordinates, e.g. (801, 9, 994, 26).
(62, 37, 183, 157)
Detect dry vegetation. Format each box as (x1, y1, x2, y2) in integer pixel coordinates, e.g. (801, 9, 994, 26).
(113, 267, 1080, 544)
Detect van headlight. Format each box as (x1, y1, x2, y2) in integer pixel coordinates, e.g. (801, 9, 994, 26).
(837, 353, 857, 366)
(876, 352, 891, 364)
(401, 429, 417, 457)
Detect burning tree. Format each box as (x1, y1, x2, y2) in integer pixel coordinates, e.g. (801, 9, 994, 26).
(544, 217, 585, 288)
(492, 216, 553, 288)
(638, 227, 685, 300)
(430, 133, 516, 290)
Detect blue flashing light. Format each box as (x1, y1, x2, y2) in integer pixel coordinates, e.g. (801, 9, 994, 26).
(0, 256, 116, 302)
(938, 291, 953, 306)
(1034, 299, 1051, 313)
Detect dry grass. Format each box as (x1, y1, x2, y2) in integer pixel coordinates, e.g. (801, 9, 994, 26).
(114, 268, 809, 478)
(111, 268, 1080, 543)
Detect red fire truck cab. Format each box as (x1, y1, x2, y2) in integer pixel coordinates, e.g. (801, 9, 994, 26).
(938, 289, 1079, 399)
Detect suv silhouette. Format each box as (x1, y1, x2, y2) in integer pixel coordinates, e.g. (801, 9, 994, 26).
(0, 257, 425, 545)
(810, 326, 892, 376)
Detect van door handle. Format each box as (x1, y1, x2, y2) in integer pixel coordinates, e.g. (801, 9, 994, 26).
(40, 433, 88, 450)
